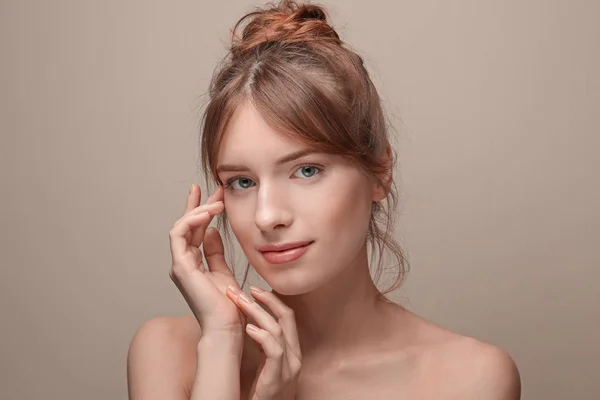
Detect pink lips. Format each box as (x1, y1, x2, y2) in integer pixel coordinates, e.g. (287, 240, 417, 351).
(258, 241, 313, 264)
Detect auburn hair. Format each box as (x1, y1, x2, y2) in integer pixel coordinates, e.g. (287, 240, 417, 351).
(198, 0, 409, 294)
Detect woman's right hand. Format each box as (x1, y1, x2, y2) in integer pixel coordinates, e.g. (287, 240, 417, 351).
(168, 184, 246, 338)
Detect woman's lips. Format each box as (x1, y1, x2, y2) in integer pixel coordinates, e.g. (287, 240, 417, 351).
(259, 241, 313, 264)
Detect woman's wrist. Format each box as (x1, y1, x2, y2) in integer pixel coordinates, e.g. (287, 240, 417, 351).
(191, 330, 244, 400)
(197, 329, 244, 357)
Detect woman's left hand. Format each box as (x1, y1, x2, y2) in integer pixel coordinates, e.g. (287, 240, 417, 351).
(226, 285, 302, 400)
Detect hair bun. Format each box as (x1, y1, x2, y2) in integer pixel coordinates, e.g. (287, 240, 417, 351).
(230, 0, 340, 58)
(295, 4, 327, 22)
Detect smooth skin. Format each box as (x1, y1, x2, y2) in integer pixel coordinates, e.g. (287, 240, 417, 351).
(127, 102, 521, 400)
(227, 285, 302, 399)
(128, 182, 304, 400)
(128, 185, 521, 400)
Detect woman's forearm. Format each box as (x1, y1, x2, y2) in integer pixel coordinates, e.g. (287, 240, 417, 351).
(190, 332, 244, 400)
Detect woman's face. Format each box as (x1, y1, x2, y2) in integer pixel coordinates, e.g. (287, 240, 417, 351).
(216, 101, 381, 295)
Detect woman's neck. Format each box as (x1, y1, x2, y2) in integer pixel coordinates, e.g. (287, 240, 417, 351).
(274, 245, 399, 363)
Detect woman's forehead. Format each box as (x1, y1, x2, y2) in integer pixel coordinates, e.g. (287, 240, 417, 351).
(217, 103, 309, 165)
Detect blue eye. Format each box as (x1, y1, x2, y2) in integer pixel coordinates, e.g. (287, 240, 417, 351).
(293, 165, 321, 178)
(226, 177, 255, 191)
(224, 165, 322, 192)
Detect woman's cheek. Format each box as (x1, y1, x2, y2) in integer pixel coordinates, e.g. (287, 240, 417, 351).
(330, 183, 372, 236)
(224, 203, 250, 241)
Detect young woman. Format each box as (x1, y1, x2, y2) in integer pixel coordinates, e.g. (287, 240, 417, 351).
(127, 1, 521, 399)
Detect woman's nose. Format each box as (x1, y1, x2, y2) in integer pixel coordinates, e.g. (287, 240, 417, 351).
(254, 185, 293, 232)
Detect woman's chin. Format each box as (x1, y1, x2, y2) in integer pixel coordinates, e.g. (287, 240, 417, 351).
(269, 285, 310, 296)
(260, 273, 325, 296)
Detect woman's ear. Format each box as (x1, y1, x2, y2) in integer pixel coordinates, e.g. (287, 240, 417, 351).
(372, 144, 393, 203)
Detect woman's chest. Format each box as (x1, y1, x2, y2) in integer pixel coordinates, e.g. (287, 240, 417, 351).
(239, 358, 443, 400)
(292, 367, 419, 400)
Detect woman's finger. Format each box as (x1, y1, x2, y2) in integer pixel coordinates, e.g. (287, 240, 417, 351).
(183, 188, 224, 247)
(183, 184, 224, 215)
(188, 202, 223, 248)
(190, 186, 224, 217)
(172, 202, 223, 239)
(203, 227, 232, 276)
(184, 184, 201, 214)
(249, 287, 302, 360)
(226, 288, 287, 350)
(169, 212, 211, 263)
(205, 185, 224, 203)
(169, 204, 222, 262)
(181, 185, 224, 221)
(245, 324, 285, 384)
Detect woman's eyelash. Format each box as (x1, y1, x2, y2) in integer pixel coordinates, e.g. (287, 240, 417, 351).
(295, 163, 323, 174)
(223, 163, 323, 189)
(223, 177, 241, 188)
(223, 175, 255, 189)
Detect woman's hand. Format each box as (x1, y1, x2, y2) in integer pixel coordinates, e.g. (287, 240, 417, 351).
(227, 285, 302, 400)
(169, 184, 246, 337)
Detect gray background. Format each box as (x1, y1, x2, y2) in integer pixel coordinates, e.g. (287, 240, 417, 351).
(1, 0, 598, 398)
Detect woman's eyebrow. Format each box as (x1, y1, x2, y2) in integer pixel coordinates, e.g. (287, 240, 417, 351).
(216, 149, 316, 173)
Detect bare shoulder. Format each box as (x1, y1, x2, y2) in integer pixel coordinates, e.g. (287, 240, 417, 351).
(127, 315, 200, 400)
(443, 335, 521, 399)
(408, 313, 521, 400)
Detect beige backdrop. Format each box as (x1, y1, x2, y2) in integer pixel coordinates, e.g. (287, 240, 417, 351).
(1, 0, 598, 399)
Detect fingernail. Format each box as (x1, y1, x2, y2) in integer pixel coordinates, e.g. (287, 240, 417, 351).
(227, 284, 241, 295)
(239, 292, 253, 304)
(247, 323, 259, 332)
(250, 286, 264, 294)
(189, 184, 194, 193)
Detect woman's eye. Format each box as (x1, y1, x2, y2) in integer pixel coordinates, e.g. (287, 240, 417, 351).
(293, 165, 321, 179)
(225, 166, 321, 190)
(227, 177, 255, 191)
